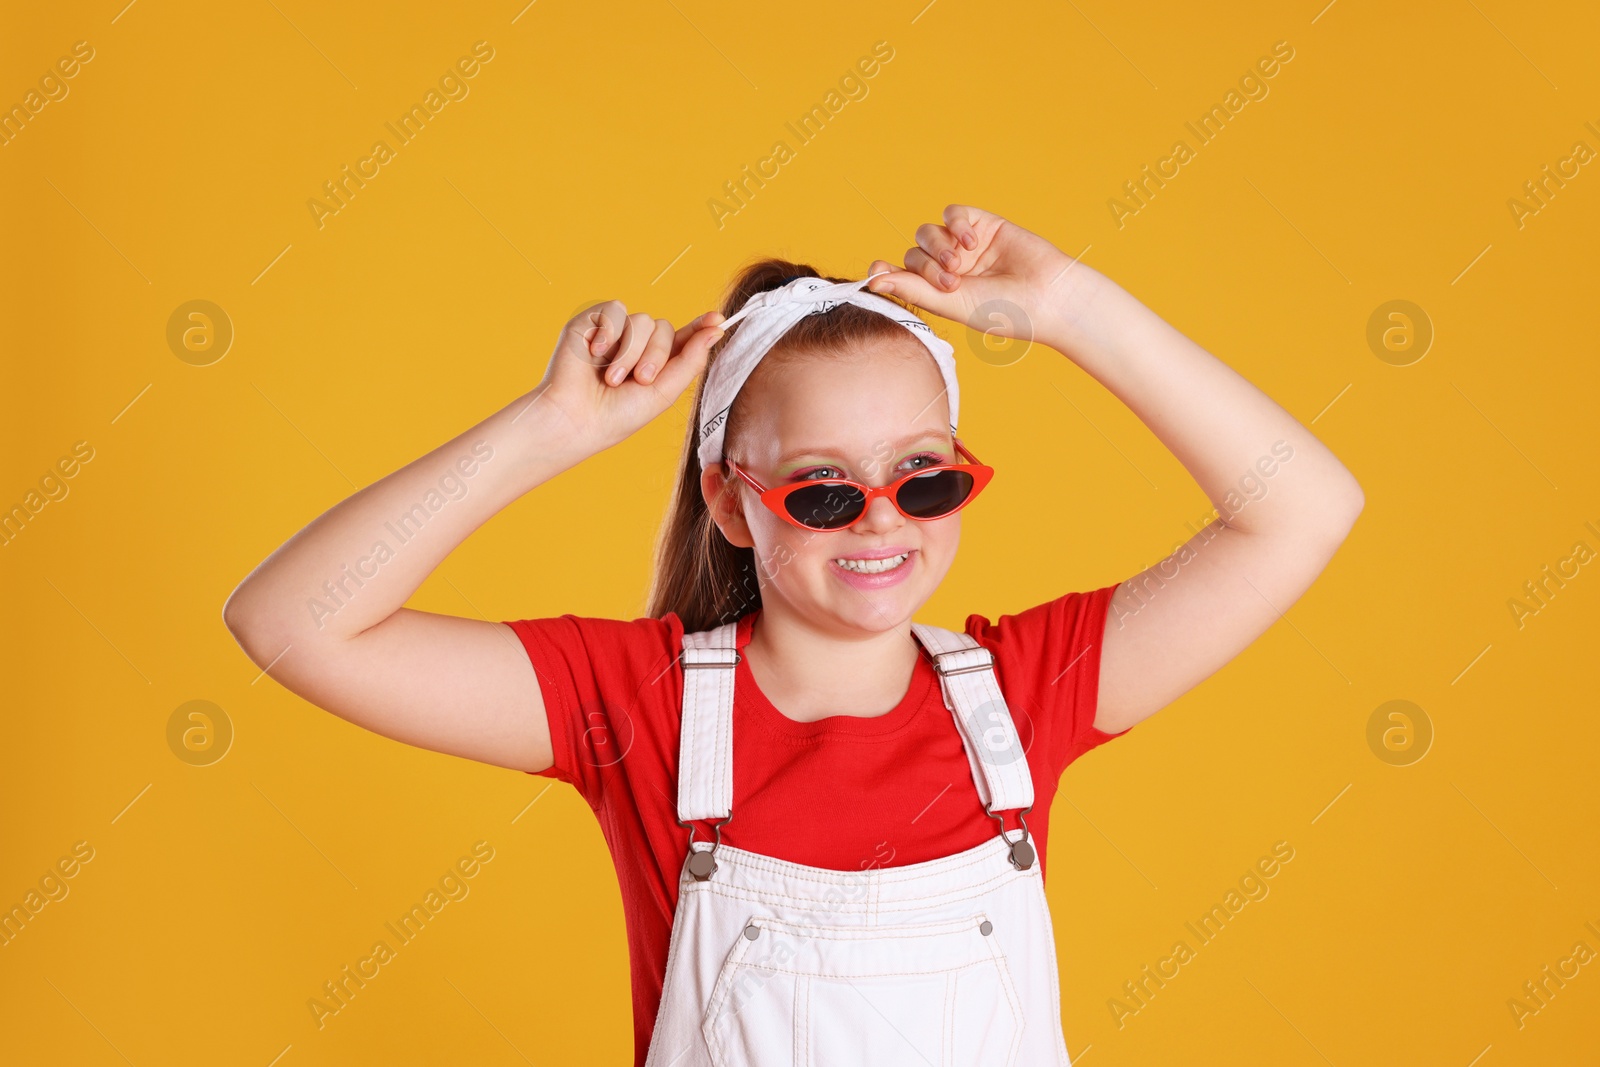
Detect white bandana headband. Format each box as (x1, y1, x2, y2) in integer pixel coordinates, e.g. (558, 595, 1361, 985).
(695, 270, 961, 471)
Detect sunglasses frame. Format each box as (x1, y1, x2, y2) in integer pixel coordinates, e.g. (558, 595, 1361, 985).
(724, 438, 994, 532)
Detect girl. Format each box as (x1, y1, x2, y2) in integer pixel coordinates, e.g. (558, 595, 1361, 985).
(224, 203, 1364, 1066)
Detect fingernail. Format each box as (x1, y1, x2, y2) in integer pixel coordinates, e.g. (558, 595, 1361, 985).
(961, 232, 976, 249)
(607, 364, 622, 384)
(939, 271, 957, 288)
(639, 362, 655, 380)
(939, 250, 955, 268)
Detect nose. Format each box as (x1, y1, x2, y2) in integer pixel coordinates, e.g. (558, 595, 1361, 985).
(853, 491, 905, 534)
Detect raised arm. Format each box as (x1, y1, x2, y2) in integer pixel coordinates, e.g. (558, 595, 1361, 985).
(870, 204, 1364, 736)
(1037, 269, 1363, 733)
(222, 303, 725, 773)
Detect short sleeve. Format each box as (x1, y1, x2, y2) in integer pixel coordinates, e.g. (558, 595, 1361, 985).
(965, 581, 1130, 778)
(501, 612, 680, 812)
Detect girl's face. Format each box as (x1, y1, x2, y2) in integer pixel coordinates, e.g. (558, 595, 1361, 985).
(705, 341, 962, 635)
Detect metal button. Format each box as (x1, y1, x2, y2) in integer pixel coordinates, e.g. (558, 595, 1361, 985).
(1009, 839, 1036, 871)
(686, 851, 717, 880)
(979, 920, 993, 936)
(743, 923, 760, 940)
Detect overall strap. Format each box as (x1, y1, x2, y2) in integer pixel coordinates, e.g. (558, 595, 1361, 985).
(675, 620, 1035, 820)
(910, 622, 1036, 815)
(676, 622, 740, 822)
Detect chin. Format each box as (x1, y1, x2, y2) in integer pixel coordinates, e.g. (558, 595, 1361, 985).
(828, 581, 929, 627)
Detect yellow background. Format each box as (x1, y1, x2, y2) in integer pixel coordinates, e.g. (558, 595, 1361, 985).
(3, 0, 1597, 1063)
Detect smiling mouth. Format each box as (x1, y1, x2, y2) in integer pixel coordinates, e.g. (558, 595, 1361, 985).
(832, 552, 911, 574)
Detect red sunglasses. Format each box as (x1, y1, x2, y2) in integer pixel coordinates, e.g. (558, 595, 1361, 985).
(725, 439, 994, 532)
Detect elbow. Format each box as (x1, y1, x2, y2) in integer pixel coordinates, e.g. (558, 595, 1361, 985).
(221, 583, 259, 662)
(1337, 473, 1365, 528)
(1315, 458, 1364, 528)
(1319, 474, 1365, 547)
(222, 578, 282, 668)
(224, 575, 345, 675)
(1281, 473, 1365, 549)
(221, 583, 246, 637)
(221, 573, 256, 640)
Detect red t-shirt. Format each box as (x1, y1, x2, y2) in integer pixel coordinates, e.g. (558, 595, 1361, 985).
(505, 582, 1131, 1067)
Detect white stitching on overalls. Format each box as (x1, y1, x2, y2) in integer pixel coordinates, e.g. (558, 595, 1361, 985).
(719, 622, 737, 819)
(682, 866, 1025, 914)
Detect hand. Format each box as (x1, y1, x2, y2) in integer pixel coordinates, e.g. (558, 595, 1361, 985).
(866, 204, 1100, 345)
(534, 301, 725, 451)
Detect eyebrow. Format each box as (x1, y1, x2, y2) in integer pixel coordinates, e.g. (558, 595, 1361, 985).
(774, 429, 951, 469)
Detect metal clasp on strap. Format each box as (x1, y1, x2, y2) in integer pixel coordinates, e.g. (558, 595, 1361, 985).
(675, 813, 732, 881)
(682, 649, 740, 669)
(927, 646, 995, 677)
(985, 802, 1036, 871)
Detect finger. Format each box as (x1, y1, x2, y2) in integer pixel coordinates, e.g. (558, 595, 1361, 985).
(942, 204, 989, 250)
(915, 221, 964, 276)
(649, 322, 724, 397)
(668, 310, 726, 357)
(639, 310, 726, 385)
(640, 308, 729, 383)
(630, 318, 678, 384)
(582, 300, 629, 367)
(865, 257, 948, 311)
(905, 245, 960, 293)
(603, 312, 656, 385)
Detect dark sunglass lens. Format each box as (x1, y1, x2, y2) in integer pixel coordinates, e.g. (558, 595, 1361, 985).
(896, 470, 974, 519)
(784, 483, 866, 530)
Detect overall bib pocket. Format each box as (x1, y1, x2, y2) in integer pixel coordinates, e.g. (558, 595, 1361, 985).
(700, 912, 1024, 1067)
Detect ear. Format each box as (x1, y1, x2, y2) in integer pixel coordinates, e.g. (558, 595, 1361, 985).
(701, 462, 754, 549)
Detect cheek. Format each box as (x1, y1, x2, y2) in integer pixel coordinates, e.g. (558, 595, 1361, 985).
(918, 519, 961, 570)
(751, 517, 816, 576)
(924, 515, 961, 550)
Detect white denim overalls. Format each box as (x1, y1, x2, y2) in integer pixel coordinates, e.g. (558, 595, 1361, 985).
(642, 619, 1075, 1067)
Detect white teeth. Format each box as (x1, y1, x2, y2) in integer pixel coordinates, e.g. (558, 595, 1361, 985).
(833, 552, 910, 574)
